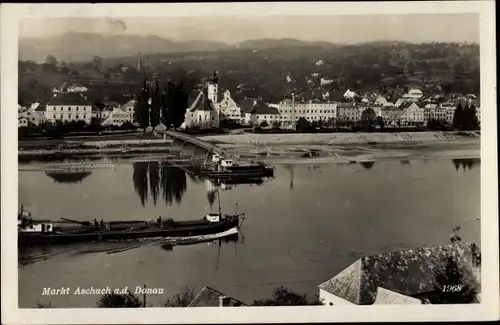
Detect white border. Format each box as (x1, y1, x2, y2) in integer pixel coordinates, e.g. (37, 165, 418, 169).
(2, 2, 498, 324)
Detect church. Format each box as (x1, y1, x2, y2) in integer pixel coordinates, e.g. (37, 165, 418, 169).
(181, 71, 242, 129)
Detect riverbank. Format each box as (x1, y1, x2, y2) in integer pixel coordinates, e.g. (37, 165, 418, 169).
(202, 131, 480, 146)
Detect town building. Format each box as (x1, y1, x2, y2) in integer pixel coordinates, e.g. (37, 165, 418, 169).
(52, 82, 88, 94)
(217, 90, 242, 122)
(37, 92, 93, 124)
(403, 88, 424, 101)
(18, 108, 46, 127)
(100, 107, 134, 127)
(239, 98, 280, 127)
(318, 243, 480, 305)
(187, 286, 246, 307)
(343, 89, 357, 101)
(400, 101, 425, 125)
(380, 106, 404, 126)
(336, 102, 361, 122)
(277, 98, 337, 125)
(182, 90, 220, 129)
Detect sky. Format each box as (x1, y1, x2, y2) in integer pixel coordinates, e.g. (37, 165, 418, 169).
(19, 14, 479, 44)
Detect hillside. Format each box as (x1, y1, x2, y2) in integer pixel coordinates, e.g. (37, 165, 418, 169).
(18, 39, 480, 106)
(19, 32, 231, 62)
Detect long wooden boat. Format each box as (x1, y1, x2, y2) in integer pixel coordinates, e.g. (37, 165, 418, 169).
(18, 212, 243, 246)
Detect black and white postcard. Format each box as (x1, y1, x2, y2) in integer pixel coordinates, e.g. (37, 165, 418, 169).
(1, 1, 498, 324)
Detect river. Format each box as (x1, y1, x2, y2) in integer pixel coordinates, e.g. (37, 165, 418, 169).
(18, 156, 481, 308)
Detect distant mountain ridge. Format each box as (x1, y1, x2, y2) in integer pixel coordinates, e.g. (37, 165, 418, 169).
(19, 32, 349, 62)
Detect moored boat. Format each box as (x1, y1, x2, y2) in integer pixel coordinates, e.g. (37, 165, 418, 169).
(202, 154, 275, 179)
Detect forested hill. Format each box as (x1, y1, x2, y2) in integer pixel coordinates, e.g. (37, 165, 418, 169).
(19, 39, 479, 106)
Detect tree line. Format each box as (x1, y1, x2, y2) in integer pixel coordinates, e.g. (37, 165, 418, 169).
(133, 76, 193, 131)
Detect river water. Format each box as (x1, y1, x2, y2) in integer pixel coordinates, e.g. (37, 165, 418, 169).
(18, 156, 481, 308)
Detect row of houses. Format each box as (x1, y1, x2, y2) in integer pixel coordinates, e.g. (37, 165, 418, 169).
(18, 92, 136, 128)
(19, 75, 480, 129)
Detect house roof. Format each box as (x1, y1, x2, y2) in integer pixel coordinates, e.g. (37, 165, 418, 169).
(238, 97, 258, 114)
(187, 286, 246, 307)
(336, 102, 356, 108)
(251, 100, 279, 115)
(188, 91, 216, 112)
(399, 101, 422, 109)
(46, 92, 92, 106)
(318, 243, 480, 305)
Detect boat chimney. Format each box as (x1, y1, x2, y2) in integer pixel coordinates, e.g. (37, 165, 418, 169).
(219, 296, 231, 307)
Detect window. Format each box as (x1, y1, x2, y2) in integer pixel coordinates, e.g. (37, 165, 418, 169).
(76, 115, 79, 119)
(83, 115, 86, 119)
(68, 107, 71, 111)
(68, 114, 72, 119)
(59, 114, 63, 119)
(76, 107, 79, 111)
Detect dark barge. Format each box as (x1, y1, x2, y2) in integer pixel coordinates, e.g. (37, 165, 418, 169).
(202, 154, 275, 179)
(18, 211, 242, 246)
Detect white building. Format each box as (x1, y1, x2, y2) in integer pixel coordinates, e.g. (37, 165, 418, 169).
(401, 102, 425, 125)
(182, 90, 220, 129)
(18, 108, 46, 127)
(343, 89, 357, 100)
(40, 92, 93, 124)
(217, 90, 242, 122)
(403, 88, 423, 101)
(375, 96, 388, 106)
(53, 83, 88, 94)
(277, 98, 337, 125)
(101, 107, 134, 127)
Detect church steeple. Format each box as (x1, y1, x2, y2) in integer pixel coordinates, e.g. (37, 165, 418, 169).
(137, 52, 142, 72)
(208, 70, 219, 84)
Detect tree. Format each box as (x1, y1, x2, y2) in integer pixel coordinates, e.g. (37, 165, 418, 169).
(96, 291, 143, 308)
(432, 256, 478, 304)
(260, 120, 269, 128)
(360, 108, 377, 131)
(271, 121, 281, 129)
(452, 102, 464, 130)
(462, 103, 480, 130)
(149, 76, 162, 129)
(252, 286, 322, 306)
(163, 287, 196, 307)
(45, 55, 58, 67)
(134, 79, 151, 131)
(295, 117, 311, 133)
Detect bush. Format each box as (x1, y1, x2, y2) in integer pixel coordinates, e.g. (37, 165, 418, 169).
(96, 291, 143, 308)
(252, 286, 322, 306)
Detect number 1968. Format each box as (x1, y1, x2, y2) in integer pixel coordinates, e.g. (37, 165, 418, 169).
(442, 285, 463, 292)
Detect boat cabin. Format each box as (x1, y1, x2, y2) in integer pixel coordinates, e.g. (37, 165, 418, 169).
(220, 159, 234, 168)
(19, 223, 55, 233)
(205, 213, 221, 223)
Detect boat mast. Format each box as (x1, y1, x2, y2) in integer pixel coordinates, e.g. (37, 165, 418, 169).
(217, 190, 222, 216)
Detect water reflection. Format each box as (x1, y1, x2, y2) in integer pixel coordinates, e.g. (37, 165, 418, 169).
(400, 160, 411, 165)
(45, 170, 92, 184)
(359, 161, 375, 170)
(132, 162, 187, 207)
(452, 158, 481, 171)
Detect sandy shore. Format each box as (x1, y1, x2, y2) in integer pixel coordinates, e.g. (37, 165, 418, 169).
(202, 132, 480, 165)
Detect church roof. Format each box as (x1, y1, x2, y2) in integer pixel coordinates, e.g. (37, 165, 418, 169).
(188, 91, 216, 112)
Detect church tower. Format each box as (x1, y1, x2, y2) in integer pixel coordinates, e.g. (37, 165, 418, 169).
(137, 52, 142, 72)
(207, 70, 219, 104)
